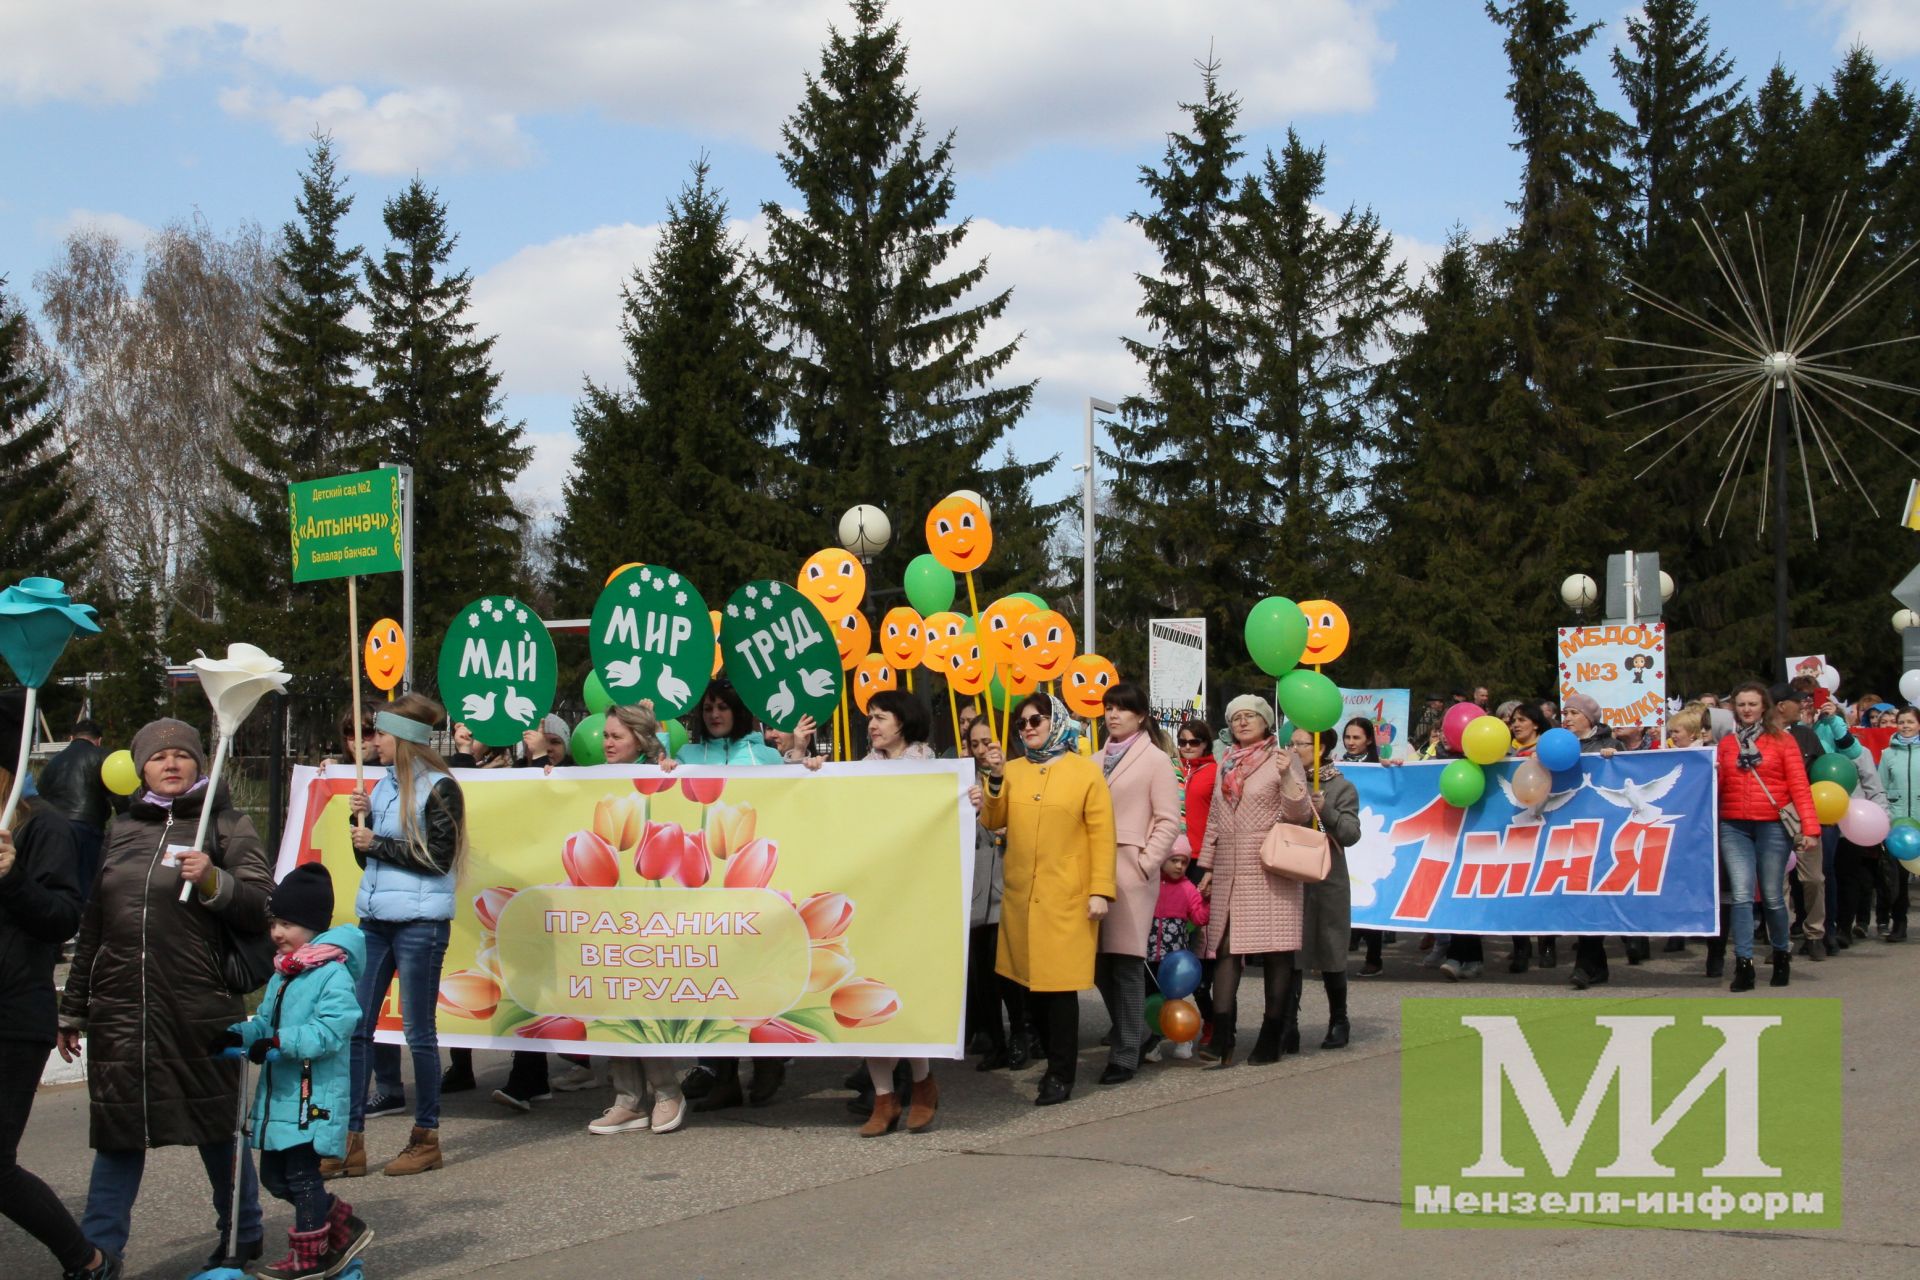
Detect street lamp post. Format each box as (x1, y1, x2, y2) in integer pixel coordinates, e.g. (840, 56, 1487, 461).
(1079, 397, 1118, 651)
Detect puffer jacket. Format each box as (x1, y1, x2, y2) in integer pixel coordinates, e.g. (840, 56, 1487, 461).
(0, 800, 84, 1043)
(1717, 731, 1821, 836)
(233, 924, 365, 1158)
(60, 783, 272, 1151)
(355, 768, 461, 922)
(677, 736, 782, 766)
(36, 738, 112, 829)
(1881, 738, 1920, 822)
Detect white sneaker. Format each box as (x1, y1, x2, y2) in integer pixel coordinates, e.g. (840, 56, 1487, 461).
(1143, 1041, 1164, 1063)
(1172, 1040, 1195, 1060)
(588, 1104, 650, 1135)
(1421, 947, 1448, 969)
(551, 1064, 600, 1092)
(1439, 958, 1463, 982)
(650, 1092, 688, 1135)
(1461, 961, 1484, 979)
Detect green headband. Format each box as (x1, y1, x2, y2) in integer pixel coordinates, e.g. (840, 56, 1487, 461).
(375, 710, 433, 745)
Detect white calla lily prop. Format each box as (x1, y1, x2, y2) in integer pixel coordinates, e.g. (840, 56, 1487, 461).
(178, 644, 291, 902)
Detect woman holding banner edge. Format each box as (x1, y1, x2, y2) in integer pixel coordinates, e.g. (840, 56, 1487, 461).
(1717, 682, 1821, 991)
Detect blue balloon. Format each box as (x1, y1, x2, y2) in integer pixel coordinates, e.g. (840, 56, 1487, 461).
(1887, 822, 1920, 862)
(1536, 727, 1581, 773)
(1156, 949, 1202, 1001)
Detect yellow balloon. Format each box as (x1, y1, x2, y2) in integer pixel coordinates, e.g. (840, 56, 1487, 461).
(1461, 715, 1512, 766)
(1810, 780, 1850, 826)
(101, 748, 140, 796)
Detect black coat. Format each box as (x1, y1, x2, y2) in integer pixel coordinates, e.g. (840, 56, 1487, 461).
(0, 800, 84, 1043)
(60, 784, 272, 1151)
(37, 738, 112, 829)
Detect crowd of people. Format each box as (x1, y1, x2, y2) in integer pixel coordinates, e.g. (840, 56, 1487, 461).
(2, 666, 1914, 1278)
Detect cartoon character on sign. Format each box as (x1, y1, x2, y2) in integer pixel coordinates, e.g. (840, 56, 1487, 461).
(835, 610, 871, 672)
(978, 596, 1036, 667)
(1626, 652, 1654, 685)
(925, 496, 993, 573)
(1297, 599, 1350, 666)
(798, 549, 866, 620)
(922, 611, 967, 648)
(364, 618, 407, 695)
(880, 607, 926, 670)
(942, 637, 989, 696)
(1062, 654, 1119, 719)
(998, 660, 1039, 700)
(1014, 609, 1076, 683)
(854, 654, 898, 713)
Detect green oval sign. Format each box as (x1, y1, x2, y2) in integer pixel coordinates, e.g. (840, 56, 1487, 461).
(589, 564, 712, 717)
(437, 595, 557, 747)
(718, 580, 841, 733)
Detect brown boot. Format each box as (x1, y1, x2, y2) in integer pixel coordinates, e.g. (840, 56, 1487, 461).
(320, 1130, 366, 1180)
(857, 1091, 902, 1137)
(905, 1072, 939, 1133)
(383, 1126, 443, 1176)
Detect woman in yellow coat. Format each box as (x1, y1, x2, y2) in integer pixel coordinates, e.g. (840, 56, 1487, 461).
(976, 691, 1116, 1106)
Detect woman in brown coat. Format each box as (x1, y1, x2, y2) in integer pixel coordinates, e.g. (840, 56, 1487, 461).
(1094, 682, 1180, 1083)
(1197, 695, 1311, 1068)
(58, 718, 273, 1268)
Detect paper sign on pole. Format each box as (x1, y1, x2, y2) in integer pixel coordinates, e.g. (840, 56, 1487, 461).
(1148, 618, 1207, 727)
(1555, 622, 1667, 730)
(1338, 688, 1411, 760)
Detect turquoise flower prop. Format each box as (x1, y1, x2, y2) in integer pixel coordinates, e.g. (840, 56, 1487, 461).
(0, 577, 100, 688)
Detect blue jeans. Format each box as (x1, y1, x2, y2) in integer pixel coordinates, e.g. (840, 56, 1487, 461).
(82, 1141, 261, 1259)
(260, 1143, 332, 1233)
(1720, 819, 1792, 961)
(350, 918, 450, 1132)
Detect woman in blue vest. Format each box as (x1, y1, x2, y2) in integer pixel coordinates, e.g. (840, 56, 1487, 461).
(332, 694, 464, 1180)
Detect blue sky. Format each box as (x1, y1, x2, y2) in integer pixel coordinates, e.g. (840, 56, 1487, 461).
(4, 1, 1918, 519)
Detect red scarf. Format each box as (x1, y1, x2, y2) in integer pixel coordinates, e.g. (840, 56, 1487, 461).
(274, 942, 348, 978)
(1221, 741, 1274, 806)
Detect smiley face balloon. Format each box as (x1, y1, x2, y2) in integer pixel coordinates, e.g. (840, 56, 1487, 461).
(998, 660, 1040, 699)
(880, 606, 926, 670)
(1062, 653, 1119, 719)
(835, 610, 872, 672)
(978, 596, 1037, 668)
(1014, 609, 1076, 684)
(1297, 598, 1351, 666)
(942, 636, 989, 696)
(922, 611, 967, 648)
(363, 619, 407, 693)
(853, 653, 898, 714)
(925, 496, 993, 573)
(799, 549, 867, 620)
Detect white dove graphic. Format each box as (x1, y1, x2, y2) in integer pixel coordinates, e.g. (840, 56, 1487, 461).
(504, 686, 536, 724)
(603, 656, 644, 689)
(656, 668, 692, 707)
(1497, 775, 1584, 824)
(799, 667, 835, 698)
(460, 691, 496, 723)
(767, 681, 796, 721)
(1592, 767, 1683, 824)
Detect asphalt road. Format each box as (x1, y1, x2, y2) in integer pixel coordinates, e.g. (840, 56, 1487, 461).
(9, 934, 1916, 1279)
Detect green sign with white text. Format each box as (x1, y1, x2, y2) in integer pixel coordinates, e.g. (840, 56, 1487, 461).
(288, 468, 403, 583)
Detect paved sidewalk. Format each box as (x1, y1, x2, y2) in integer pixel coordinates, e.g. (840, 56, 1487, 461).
(9, 937, 1917, 1278)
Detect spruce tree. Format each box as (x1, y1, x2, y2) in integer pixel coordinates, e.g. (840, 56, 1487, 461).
(0, 282, 92, 584)
(364, 177, 531, 673)
(1100, 60, 1264, 691)
(757, 0, 1037, 589)
(553, 161, 806, 610)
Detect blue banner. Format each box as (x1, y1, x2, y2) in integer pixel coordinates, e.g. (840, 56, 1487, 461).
(1344, 749, 1719, 936)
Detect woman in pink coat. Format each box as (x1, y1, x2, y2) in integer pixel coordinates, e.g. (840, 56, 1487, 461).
(1093, 683, 1181, 1084)
(1197, 694, 1312, 1069)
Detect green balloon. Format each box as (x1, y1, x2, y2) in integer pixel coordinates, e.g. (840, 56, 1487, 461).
(1809, 752, 1858, 794)
(1011, 592, 1048, 610)
(1278, 669, 1342, 732)
(570, 712, 606, 766)
(904, 554, 957, 616)
(665, 717, 689, 757)
(1896, 816, 1920, 832)
(583, 671, 614, 714)
(1143, 993, 1165, 1034)
(1245, 597, 1309, 676)
(1439, 759, 1486, 808)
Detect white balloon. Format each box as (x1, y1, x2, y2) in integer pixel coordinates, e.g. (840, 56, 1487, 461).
(947, 488, 992, 522)
(1901, 670, 1920, 706)
(1817, 665, 1841, 693)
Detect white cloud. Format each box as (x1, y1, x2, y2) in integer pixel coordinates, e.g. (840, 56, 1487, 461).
(1821, 0, 1920, 58)
(219, 85, 532, 175)
(44, 208, 157, 249)
(0, 1, 243, 105)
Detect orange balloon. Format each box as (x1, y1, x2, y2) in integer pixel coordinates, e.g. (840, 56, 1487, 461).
(363, 618, 407, 692)
(880, 606, 927, 670)
(1062, 653, 1119, 719)
(835, 611, 871, 672)
(798, 549, 866, 620)
(942, 637, 989, 697)
(1159, 998, 1202, 1042)
(1298, 598, 1351, 666)
(1014, 609, 1076, 684)
(978, 596, 1036, 668)
(924, 497, 993, 573)
(854, 654, 898, 713)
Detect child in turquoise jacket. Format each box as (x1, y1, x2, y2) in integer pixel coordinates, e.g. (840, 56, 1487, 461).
(219, 862, 372, 1280)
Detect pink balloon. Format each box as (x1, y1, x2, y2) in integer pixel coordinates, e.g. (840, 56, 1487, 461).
(1442, 702, 1481, 754)
(1839, 797, 1890, 846)
(1510, 759, 1551, 807)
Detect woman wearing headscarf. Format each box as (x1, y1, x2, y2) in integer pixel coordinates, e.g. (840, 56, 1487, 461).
(1290, 726, 1361, 1050)
(1196, 695, 1312, 1067)
(974, 691, 1116, 1105)
(1092, 682, 1180, 1084)
(58, 717, 270, 1269)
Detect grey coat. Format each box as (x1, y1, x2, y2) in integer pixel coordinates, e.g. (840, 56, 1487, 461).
(1299, 769, 1362, 973)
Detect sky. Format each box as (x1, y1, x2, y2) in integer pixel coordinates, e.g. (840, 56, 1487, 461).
(4, 1, 1919, 524)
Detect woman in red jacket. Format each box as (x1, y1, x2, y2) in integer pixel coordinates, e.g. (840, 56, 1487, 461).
(1717, 682, 1821, 990)
(1176, 720, 1216, 861)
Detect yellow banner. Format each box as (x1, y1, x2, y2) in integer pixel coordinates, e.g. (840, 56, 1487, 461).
(277, 762, 974, 1057)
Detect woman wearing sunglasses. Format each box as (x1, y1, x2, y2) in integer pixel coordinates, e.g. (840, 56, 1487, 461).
(973, 692, 1116, 1105)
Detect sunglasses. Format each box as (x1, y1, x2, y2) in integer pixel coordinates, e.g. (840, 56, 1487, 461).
(1177, 737, 1203, 747)
(1017, 714, 1049, 730)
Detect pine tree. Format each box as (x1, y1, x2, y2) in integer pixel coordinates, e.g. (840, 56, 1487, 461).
(77, 584, 167, 739)
(364, 177, 531, 674)
(1100, 60, 1265, 692)
(0, 281, 92, 584)
(757, 0, 1037, 589)
(553, 161, 806, 611)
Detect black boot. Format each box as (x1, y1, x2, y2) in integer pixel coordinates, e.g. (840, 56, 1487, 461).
(1321, 973, 1350, 1049)
(1729, 957, 1755, 992)
(681, 1062, 718, 1101)
(1508, 937, 1531, 974)
(1197, 1018, 1236, 1069)
(693, 1068, 744, 1113)
(1248, 1018, 1285, 1065)
(1770, 948, 1791, 987)
(748, 1059, 786, 1107)
(1663, 937, 1688, 953)
(1624, 937, 1650, 965)
(1538, 938, 1557, 968)
(1889, 920, 1908, 943)
(1280, 969, 1303, 1055)
(1704, 937, 1725, 979)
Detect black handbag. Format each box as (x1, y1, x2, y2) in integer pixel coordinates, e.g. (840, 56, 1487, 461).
(201, 818, 276, 995)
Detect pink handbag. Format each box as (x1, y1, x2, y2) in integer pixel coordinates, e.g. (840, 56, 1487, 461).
(1259, 813, 1331, 883)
